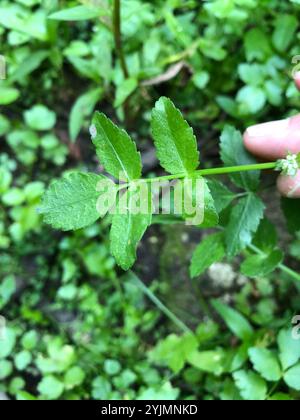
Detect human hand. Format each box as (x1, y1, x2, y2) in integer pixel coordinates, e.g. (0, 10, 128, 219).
(243, 75, 300, 198)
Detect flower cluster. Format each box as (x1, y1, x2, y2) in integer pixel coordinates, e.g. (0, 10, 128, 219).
(275, 153, 300, 177)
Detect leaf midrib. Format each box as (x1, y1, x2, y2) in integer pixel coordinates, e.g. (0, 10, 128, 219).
(165, 107, 193, 175)
(228, 194, 252, 254)
(98, 124, 131, 181)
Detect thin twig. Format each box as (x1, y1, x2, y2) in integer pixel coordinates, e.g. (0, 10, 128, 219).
(129, 272, 193, 334)
(113, 0, 129, 79)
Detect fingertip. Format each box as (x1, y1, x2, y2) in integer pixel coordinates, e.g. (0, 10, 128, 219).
(294, 72, 300, 90)
(243, 120, 290, 160)
(243, 125, 268, 158)
(277, 171, 300, 198)
(243, 115, 300, 161)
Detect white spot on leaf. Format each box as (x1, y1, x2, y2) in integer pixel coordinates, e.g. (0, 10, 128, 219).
(89, 124, 97, 139)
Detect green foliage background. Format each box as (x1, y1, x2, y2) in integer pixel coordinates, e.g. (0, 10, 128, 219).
(1, 0, 300, 400)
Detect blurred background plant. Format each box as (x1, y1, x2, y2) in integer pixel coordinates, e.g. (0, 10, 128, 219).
(1, 0, 300, 400)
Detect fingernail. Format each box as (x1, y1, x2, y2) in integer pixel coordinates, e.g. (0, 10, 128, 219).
(294, 72, 300, 90)
(288, 180, 300, 198)
(277, 171, 300, 198)
(293, 71, 300, 81)
(246, 119, 290, 138)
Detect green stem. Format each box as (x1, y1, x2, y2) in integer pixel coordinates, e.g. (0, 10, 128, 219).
(278, 264, 300, 283)
(113, 0, 129, 79)
(249, 244, 300, 283)
(195, 162, 276, 177)
(130, 272, 193, 334)
(119, 162, 277, 189)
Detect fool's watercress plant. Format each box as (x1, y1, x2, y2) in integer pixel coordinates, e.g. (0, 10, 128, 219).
(40, 97, 300, 272)
(151, 300, 300, 400)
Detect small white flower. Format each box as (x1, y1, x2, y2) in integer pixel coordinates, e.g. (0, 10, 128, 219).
(89, 124, 97, 139)
(275, 153, 299, 177)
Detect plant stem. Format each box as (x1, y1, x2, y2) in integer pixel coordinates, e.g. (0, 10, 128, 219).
(130, 272, 193, 334)
(195, 162, 276, 177)
(119, 162, 277, 189)
(278, 264, 300, 283)
(144, 162, 276, 183)
(113, 0, 129, 79)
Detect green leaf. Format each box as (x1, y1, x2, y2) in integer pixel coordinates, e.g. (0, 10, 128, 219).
(238, 63, 265, 86)
(244, 28, 272, 62)
(150, 333, 198, 375)
(272, 15, 298, 53)
(41, 172, 111, 231)
(277, 329, 300, 370)
(283, 364, 300, 391)
(0, 87, 20, 105)
(110, 188, 152, 270)
(10, 51, 48, 83)
(181, 176, 218, 227)
(10, 377, 25, 396)
(207, 179, 236, 213)
(137, 382, 179, 401)
(241, 249, 283, 278)
(64, 367, 85, 389)
(216, 96, 239, 118)
(114, 78, 138, 108)
(237, 86, 266, 115)
(190, 233, 225, 278)
(2, 188, 25, 206)
(92, 377, 112, 399)
(69, 88, 102, 142)
(24, 105, 56, 131)
(68, 56, 100, 82)
(0, 114, 11, 136)
(48, 6, 108, 21)
(233, 370, 267, 401)
(248, 348, 282, 382)
(92, 112, 142, 182)
(253, 218, 278, 253)
(21, 331, 38, 351)
(268, 393, 294, 401)
(151, 97, 199, 175)
(225, 194, 265, 257)
(0, 360, 13, 380)
(220, 125, 260, 191)
(37, 376, 64, 400)
(187, 350, 225, 375)
(201, 181, 219, 227)
(15, 350, 32, 371)
(104, 359, 121, 376)
(265, 80, 283, 106)
(57, 284, 77, 301)
(0, 275, 16, 308)
(211, 299, 254, 341)
(0, 328, 16, 359)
